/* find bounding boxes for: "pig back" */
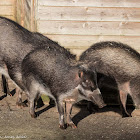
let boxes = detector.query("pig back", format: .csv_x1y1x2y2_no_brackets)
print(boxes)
22,47,78,95
80,41,140,80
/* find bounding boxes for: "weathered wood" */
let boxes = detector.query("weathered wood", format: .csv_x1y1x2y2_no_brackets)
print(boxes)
16,0,22,24
16,0,36,31
31,0,35,31
24,0,31,30
21,0,25,27
46,35,140,51
15,0,140,55
0,6,14,16
24,15,31,30
0,0,15,6
25,0,31,8
38,0,140,8
24,0,31,14
38,6,140,22
37,21,140,36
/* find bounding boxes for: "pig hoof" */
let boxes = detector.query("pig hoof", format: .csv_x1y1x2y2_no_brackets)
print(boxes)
67,123,77,129
59,124,67,129
30,113,37,118
16,102,28,108
131,109,140,117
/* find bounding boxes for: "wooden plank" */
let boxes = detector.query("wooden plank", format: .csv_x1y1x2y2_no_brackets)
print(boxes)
38,6,140,22
0,0,15,6
24,13,31,25
24,0,31,31
13,0,16,20
24,0,31,13
24,14,31,30
16,11,21,24
16,0,22,24
38,0,140,8
24,0,31,22
46,35,140,51
0,6,14,16
30,0,37,31
37,21,140,36
16,0,36,31
25,0,31,8
20,0,25,27
24,18,31,30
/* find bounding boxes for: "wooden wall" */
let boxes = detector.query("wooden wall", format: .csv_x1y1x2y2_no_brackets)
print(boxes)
0,0,16,21
36,0,140,56
16,0,36,31
1,0,140,57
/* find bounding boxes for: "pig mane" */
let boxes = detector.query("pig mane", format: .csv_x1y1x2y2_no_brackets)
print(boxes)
0,16,32,35
0,16,76,60
33,32,76,60
80,41,140,60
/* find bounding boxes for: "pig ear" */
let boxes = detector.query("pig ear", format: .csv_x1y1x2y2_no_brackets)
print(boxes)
80,64,89,71
78,70,84,78
78,64,89,78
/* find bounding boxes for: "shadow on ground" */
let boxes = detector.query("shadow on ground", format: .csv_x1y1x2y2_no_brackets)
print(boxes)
72,104,135,126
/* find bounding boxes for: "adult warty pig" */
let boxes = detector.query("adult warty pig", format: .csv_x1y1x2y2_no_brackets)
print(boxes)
80,41,140,117
21,46,106,129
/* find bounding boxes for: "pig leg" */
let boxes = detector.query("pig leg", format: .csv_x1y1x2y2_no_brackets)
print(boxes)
29,98,36,118
7,69,28,107
129,79,140,116
0,63,11,96
65,101,77,128
28,92,39,118
1,75,11,96
119,90,130,117
118,82,131,117
129,79,140,108
16,88,28,107
16,88,23,106
56,100,66,129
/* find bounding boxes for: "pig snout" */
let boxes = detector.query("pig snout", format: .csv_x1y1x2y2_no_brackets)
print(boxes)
89,88,106,108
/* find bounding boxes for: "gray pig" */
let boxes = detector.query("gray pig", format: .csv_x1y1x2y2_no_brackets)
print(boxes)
21,46,106,129
80,41,140,117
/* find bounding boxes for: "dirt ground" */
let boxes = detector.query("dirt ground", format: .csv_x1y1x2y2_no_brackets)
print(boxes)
0,80,140,140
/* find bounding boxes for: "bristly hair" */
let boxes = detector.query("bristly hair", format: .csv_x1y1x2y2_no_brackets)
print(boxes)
80,41,140,60
0,16,76,60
